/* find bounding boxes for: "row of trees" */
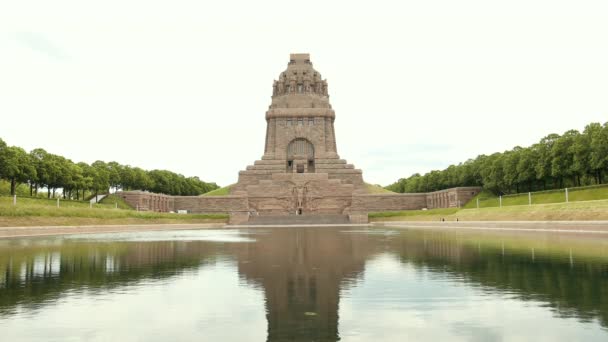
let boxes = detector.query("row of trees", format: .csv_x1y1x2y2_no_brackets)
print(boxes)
0,138,219,198
386,122,608,195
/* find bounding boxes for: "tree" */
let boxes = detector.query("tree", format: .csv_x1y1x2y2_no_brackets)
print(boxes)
78,162,95,200
503,148,522,193
516,147,537,192
107,161,124,192
551,130,578,188
535,134,560,190
119,165,135,191
131,167,153,191
91,161,110,201
571,128,591,186
61,161,83,200
588,122,608,184
0,146,37,196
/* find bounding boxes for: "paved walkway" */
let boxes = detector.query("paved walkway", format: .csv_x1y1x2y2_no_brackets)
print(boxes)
0,223,226,239
4,220,608,239
373,220,608,234
225,223,369,228
90,194,108,203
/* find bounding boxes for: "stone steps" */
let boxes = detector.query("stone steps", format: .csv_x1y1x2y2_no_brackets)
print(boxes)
246,214,350,225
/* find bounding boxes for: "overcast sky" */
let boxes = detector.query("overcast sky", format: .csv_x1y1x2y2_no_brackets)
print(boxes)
1,0,607,187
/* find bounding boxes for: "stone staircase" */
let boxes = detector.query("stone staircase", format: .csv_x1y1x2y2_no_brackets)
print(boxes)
246,214,350,226
90,194,108,203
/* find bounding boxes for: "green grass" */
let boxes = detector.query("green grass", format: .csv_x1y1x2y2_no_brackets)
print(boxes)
371,199,608,221
0,195,228,227
0,195,116,209
463,184,608,209
365,183,396,194
202,185,233,196
99,194,134,210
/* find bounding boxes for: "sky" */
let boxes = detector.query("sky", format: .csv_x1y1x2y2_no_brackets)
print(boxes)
1,0,607,187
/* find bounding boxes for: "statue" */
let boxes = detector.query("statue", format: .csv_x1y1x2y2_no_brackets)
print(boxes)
315,82,322,94
293,185,306,209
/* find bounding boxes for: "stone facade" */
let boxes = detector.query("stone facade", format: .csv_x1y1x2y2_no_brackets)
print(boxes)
426,187,481,209
117,54,481,224
117,191,174,212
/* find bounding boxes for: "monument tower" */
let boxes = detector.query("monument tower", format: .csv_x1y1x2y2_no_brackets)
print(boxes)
231,53,365,221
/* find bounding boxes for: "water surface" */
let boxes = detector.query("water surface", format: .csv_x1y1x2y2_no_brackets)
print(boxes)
1,227,607,341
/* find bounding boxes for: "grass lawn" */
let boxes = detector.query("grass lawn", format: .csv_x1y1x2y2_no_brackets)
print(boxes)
464,185,608,209
371,199,608,221
0,195,228,227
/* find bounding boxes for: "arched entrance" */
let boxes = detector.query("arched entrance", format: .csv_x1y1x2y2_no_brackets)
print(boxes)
287,138,315,173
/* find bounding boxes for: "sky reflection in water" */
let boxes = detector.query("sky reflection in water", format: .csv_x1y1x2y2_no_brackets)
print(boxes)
1,227,607,341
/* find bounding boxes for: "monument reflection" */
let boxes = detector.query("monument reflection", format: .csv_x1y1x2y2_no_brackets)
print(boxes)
232,228,380,341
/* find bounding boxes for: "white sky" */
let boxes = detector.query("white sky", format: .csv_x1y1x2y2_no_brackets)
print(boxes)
1,0,607,187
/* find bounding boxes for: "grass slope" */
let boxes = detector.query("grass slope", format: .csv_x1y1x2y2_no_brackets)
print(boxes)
365,183,396,194
99,194,134,210
202,185,233,196
464,185,608,209
371,199,608,221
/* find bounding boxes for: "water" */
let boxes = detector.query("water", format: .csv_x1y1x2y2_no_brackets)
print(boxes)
1,226,608,341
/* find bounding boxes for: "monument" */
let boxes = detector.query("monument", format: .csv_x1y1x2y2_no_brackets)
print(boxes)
117,54,481,224
230,53,366,223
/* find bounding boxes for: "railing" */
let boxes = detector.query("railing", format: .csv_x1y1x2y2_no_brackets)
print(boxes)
470,184,608,209
0,194,117,209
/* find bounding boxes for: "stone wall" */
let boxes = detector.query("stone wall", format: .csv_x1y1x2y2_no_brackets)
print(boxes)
116,191,175,212
117,186,481,223
350,187,482,213
351,193,428,212
426,187,482,209
173,196,248,214
116,191,248,215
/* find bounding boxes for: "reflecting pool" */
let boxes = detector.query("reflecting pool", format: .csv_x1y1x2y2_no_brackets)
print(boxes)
1,227,608,341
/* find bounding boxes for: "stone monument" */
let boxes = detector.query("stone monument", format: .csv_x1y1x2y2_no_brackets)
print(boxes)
230,54,366,222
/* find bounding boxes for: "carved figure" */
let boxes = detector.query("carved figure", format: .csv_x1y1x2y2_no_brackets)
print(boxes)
293,185,306,209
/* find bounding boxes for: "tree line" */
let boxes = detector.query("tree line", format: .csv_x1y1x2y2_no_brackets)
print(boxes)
386,122,608,195
0,138,219,198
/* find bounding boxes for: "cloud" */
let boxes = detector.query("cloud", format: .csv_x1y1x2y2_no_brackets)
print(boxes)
13,31,69,61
